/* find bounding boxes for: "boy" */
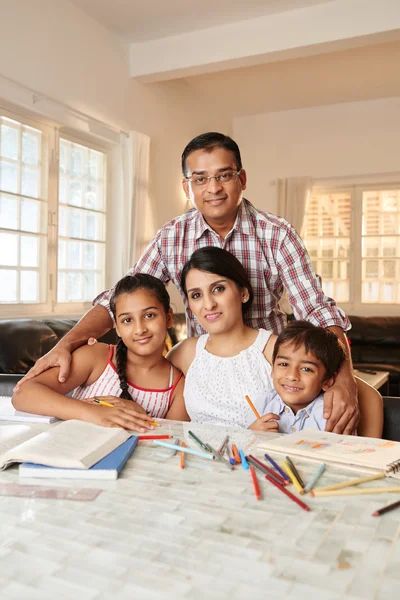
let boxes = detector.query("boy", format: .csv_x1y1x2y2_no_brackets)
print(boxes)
252,321,346,433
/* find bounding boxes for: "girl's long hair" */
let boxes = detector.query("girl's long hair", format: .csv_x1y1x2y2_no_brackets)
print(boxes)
109,274,170,400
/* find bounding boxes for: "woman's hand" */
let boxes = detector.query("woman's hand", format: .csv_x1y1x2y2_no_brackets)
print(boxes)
249,413,280,432
81,402,155,431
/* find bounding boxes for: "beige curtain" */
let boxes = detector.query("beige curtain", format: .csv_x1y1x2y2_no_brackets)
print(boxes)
276,176,312,237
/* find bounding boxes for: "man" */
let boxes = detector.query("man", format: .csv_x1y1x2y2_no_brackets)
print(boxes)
18,132,358,433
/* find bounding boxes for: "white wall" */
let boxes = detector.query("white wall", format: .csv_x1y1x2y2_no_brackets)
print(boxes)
234,96,400,214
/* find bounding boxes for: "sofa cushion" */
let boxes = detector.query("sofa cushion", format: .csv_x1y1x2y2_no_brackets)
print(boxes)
0,319,58,374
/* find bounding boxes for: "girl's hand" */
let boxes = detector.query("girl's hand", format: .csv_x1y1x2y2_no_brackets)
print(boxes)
81,396,148,416
249,413,280,432
81,403,155,432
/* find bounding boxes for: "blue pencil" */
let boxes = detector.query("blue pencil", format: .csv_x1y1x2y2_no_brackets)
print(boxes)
304,463,326,493
153,440,215,460
239,449,249,469
264,453,290,482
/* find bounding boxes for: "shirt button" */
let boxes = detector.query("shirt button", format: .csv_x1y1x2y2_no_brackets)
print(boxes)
304,414,309,419
291,426,296,432
285,407,290,414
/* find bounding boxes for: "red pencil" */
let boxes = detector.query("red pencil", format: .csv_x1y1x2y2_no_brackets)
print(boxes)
250,465,261,500
248,454,288,486
265,475,311,511
138,435,173,440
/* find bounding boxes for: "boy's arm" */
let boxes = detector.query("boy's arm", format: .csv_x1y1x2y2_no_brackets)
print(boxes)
356,377,383,438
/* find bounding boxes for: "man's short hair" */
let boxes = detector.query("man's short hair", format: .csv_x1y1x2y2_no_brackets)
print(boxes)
272,320,346,380
181,132,243,177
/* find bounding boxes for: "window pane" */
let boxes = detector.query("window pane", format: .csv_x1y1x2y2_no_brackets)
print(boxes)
20,270,38,302
69,180,82,206
0,269,17,301
0,232,18,266
0,194,18,229
83,271,95,300
21,199,40,233
20,235,39,267
21,166,39,198
0,160,18,193
83,243,95,269
69,208,83,237
66,241,81,268
66,271,81,301
22,131,40,166
1,124,18,160
58,271,66,302
58,239,66,269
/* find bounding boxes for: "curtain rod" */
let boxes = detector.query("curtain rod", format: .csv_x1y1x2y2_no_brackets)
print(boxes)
0,73,129,137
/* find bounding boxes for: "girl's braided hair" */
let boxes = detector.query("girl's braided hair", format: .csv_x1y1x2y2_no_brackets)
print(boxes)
109,274,170,400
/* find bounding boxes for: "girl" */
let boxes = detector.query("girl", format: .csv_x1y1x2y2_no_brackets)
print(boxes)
13,274,189,430
167,247,383,437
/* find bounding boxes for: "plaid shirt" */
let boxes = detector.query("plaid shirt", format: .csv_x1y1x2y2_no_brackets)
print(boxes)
94,199,350,337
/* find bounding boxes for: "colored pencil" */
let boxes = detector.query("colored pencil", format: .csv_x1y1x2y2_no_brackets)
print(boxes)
239,450,249,469
247,455,288,486
312,472,385,493
282,461,304,494
207,443,234,470
264,453,290,482
94,398,114,408
226,445,236,466
180,442,185,469
149,421,160,427
153,440,215,460
188,430,212,453
372,498,400,517
265,474,311,511
232,444,241,464
170,437,180,456
217,435,230,455
245,394,261,419
250,465,261,500
285,456,305,489
138,435,173,441
312,487,400,497
303,463,326,493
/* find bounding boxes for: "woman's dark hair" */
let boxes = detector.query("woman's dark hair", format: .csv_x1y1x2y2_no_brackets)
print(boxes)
181,132,242,177
109,274,170,400
272,320,346,380
181,247,254,314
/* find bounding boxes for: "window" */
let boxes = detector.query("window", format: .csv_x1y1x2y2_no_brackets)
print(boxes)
303,185,400,314
0,107,107,317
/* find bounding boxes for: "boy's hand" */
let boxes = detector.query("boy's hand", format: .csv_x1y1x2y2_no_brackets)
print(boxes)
81,403,154,432
249,413,280,432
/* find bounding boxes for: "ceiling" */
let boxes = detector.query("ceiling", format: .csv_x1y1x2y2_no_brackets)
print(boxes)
69,0,334,42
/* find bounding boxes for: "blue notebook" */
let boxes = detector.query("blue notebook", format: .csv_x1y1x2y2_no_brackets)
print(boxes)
19,435,138,480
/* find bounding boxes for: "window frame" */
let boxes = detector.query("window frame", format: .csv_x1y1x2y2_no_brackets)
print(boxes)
0,103,111,319
308,182,400,317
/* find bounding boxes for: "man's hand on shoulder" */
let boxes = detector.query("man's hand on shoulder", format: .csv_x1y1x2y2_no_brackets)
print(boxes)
323,376,359,434
14,342,73,391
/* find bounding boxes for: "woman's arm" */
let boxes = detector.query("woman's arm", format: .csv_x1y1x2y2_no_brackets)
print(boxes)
356,376,383,438
165,376,190,421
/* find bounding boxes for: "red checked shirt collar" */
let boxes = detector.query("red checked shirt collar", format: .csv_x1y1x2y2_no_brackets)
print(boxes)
193,199,256,241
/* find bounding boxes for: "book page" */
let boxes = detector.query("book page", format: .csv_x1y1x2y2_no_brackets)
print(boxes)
3,420,130,470
0,425,37,460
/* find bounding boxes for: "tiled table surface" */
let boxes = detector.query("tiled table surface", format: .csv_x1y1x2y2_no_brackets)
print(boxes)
0,420,399,600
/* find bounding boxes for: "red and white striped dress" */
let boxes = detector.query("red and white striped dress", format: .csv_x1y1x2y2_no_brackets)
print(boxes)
72,345,183,419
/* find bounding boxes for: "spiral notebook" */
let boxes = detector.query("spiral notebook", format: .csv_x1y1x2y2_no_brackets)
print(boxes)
257,430,400,479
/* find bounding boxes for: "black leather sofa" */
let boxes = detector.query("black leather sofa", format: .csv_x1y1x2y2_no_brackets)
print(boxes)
1,314,400,440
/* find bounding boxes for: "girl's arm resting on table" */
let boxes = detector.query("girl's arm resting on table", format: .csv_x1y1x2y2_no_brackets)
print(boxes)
166,338,197,376
12,344,154,431
356,376,383,438
165,376,190,421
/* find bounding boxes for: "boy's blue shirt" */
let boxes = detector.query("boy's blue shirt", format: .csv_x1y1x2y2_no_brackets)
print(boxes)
263,391,327,433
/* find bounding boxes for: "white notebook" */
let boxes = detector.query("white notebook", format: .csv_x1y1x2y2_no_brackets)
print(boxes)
0,396,58,424
0,420,132,470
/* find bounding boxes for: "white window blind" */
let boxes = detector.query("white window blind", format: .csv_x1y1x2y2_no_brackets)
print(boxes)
303,185,400,314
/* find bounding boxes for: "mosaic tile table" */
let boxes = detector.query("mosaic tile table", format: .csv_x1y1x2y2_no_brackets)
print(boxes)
0,419,399,600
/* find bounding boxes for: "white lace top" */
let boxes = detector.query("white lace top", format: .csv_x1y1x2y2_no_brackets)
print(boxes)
184,329,274,428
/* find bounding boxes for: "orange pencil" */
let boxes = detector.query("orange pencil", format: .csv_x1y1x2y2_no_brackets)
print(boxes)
180,441,185,469
231,443,241,463
245,394,261,419
250,465,261,500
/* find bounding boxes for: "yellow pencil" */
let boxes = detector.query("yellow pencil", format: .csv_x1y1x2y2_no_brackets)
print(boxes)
245,394,261,419
94,398,114,408
150,421,160,427
282,461,304,494
312,472,385,493
312,487,400,497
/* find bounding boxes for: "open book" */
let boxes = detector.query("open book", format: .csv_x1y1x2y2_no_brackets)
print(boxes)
257,430,400,480
0,420,132,470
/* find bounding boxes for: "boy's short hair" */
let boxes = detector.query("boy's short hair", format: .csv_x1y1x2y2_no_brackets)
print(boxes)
272,320,346,380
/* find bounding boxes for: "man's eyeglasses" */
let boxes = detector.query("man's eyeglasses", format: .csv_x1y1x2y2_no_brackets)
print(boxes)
185,169,242,187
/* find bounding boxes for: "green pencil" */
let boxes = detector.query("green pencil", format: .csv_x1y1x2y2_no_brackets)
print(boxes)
188,430,211,453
